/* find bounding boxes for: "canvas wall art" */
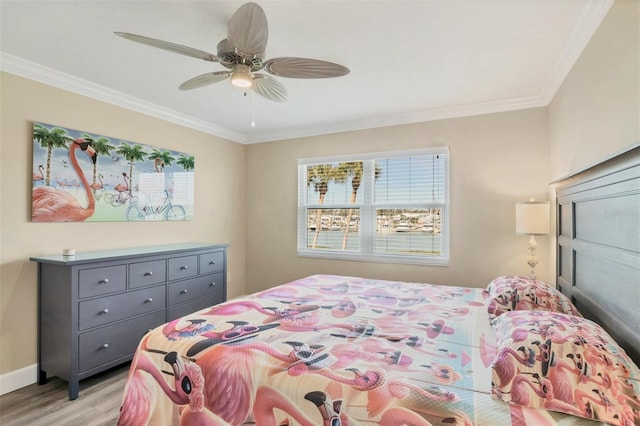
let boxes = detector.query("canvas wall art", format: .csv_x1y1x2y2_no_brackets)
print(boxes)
32,122,195,222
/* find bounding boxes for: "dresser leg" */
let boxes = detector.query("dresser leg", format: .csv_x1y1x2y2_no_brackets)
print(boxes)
68,381,79,400
37,368,47,385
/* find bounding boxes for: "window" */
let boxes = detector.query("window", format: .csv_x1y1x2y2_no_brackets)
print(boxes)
297,148,449,265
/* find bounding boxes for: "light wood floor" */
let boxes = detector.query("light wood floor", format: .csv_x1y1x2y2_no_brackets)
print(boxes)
0,363,130,426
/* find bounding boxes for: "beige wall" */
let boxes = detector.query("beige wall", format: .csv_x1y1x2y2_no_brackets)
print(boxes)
547,0,639,281
0,72,247,375
549,0,639,181
245,108,551,294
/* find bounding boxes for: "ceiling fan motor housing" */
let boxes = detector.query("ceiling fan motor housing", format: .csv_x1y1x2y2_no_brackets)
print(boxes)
217,38,264,71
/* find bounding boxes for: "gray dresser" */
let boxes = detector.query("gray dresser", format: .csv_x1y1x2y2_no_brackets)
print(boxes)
30,242,228,400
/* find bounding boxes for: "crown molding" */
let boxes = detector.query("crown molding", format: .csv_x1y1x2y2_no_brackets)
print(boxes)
245,94,548,143
0,53,247,144
1,50,545,144
0,0,613,145
538,0,614,105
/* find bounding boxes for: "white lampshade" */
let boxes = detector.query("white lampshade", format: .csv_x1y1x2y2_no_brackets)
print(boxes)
515,200,550,235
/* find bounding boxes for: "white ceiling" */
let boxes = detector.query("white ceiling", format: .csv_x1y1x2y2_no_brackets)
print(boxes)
0,0,613,144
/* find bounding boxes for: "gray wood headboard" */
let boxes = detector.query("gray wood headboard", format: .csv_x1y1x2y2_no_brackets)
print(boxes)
554,145,640,366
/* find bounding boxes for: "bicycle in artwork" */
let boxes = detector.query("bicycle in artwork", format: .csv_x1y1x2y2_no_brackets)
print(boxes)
125,190,186,221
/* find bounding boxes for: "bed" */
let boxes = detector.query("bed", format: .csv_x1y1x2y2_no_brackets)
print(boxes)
117,146,639,426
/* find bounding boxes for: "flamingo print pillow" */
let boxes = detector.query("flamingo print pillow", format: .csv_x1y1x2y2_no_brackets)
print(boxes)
484,275,581,320
490,310,640,426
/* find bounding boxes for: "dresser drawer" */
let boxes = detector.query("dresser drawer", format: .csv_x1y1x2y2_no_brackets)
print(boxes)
78,310,165,373
199,251,224,275
167,293,226,322
78,265,127,298
129,259,166,288
78,285,165,330
168,256,198,281
168,272,223,306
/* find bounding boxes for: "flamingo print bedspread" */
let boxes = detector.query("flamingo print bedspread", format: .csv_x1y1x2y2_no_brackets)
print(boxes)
117,275,605,426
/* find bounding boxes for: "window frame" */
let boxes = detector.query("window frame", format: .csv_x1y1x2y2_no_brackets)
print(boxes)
297,147,450,265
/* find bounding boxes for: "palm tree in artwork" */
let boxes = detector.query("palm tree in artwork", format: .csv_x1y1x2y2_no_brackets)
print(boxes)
338,162,382,249
307,164,348,248
148,149,176,172
33,123,71,186
116,142,146,195
177,154,195,172
82,134,115,190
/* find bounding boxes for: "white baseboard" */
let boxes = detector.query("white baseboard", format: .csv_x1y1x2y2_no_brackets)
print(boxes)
0,364,37,395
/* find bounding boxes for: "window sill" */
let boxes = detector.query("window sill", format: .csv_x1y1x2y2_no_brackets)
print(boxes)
297,250,449,266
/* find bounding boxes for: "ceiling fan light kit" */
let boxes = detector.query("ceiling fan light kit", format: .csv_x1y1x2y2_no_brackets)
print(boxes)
114,2,349,103
230,64,253,88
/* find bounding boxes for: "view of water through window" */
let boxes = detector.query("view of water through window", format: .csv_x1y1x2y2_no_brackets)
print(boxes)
306,208,442,254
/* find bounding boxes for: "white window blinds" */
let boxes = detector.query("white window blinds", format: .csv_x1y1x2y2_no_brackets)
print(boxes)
298,148,449,265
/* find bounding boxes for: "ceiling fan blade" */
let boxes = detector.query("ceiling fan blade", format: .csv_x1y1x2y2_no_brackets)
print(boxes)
264,57,350,79
179,72,230,90
115,32,219,62
253,74,287,103
227,2,268,59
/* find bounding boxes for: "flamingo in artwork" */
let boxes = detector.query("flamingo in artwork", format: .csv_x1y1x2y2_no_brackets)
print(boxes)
114,172,129,193
90,174,104,191
32,164,44,184
154,158,164,173
32,139,97,222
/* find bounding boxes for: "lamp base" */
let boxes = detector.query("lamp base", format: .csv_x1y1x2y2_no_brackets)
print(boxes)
527,235,538,280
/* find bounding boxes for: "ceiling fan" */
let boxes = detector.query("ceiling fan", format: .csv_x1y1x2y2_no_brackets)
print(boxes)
115,2,349,103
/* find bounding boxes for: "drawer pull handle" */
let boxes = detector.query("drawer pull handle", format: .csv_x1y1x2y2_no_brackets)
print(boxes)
181,289,188,294
145,298,153,303
180,266,188,270
101,343,109,349
100,278,110,284
100,308,109,315
209,261,216,265
144,271,153,276
210,282,216,287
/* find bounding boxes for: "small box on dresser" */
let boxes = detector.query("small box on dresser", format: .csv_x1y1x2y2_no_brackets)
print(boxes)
30,243,228,400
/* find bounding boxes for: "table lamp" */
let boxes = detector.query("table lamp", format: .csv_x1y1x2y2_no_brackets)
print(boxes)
515,198,550,279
